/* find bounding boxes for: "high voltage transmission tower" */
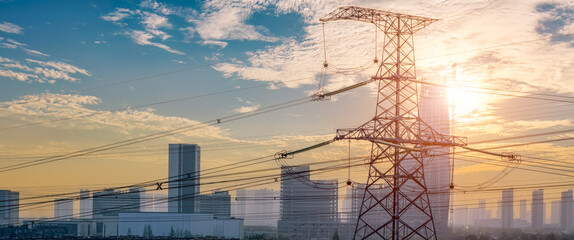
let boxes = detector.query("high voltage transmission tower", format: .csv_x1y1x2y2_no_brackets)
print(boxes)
319,6,467,240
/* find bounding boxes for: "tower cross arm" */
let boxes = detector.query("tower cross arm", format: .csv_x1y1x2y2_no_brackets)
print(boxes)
319,6,438,33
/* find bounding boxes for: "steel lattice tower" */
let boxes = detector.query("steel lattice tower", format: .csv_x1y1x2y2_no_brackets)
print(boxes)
320,6,467,239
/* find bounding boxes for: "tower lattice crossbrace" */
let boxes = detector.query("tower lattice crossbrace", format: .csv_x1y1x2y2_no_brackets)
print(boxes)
320,6,467,240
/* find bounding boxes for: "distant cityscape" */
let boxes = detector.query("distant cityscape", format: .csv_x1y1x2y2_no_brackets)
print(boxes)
1,84,573,240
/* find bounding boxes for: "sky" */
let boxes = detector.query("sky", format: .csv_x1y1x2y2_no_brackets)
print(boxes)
1,0,574,220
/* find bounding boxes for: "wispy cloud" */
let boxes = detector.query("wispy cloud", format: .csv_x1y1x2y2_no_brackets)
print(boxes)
190,1,280,46
102,5,183,55
0,38,50,57
0,21,23,34
125,30,183,55
0,57,90,83
101,8,133,22
102,0,286,52
233,98,260,113
0,92,230,143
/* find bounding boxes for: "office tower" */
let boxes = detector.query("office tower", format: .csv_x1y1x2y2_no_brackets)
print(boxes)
0,190,19,226
235,188,279,227
532,189,544,229
419,84,451,235
519,199,527,221
502,189,514,229
198,191,231,218
561,190,573,230
468,199,488,225
453,207,469,226
79,189,92,219
551,200,561,225
278,165,338,240
168,144,200,213
497,200,502,219
349,183,390,227
54,198,73,219
92,188,141,218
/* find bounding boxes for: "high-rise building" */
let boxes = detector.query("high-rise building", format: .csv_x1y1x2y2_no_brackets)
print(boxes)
348,183,390,228
561,189,573,230
501,189,514,229
168,144,200,213
79,189,92,219
453,207,469,226
54,198,73,219
532,189,544,229
497,200,502,219
235,188,279,227
551,200,561,225
519,199,527,222
92,188,141,218
419,84,451,235
278,165,338,240
198,190,231,219
0,190,19,226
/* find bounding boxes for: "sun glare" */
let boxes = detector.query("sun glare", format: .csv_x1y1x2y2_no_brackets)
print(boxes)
446,71,485,124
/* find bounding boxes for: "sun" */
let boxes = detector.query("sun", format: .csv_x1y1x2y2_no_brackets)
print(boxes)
446,71,485,124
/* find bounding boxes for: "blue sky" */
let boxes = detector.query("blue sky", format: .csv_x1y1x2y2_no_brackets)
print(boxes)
2,0,574,218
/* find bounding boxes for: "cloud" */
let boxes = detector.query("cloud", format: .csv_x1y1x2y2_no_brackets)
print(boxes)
26,59,91,76
191,2,280,45
102,0,285,52
0,38,50,56
201,40,227,48
24,49,49,57
142,12,172,29
233,98,260,113
0,21,23,34
180,26,195,43
101,8,133,22
125,30,184,55
102,6,185,54
0,57,90,83
0,92,230,141
0,69,36,82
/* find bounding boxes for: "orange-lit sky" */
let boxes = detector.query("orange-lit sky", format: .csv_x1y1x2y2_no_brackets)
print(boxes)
1,0,574,221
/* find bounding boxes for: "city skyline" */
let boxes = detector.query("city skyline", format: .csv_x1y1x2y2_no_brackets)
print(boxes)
1,0,574,235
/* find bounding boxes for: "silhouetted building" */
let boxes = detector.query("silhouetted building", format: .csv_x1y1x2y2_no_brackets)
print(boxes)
502,189,514,229
532,189,544,229
54,198,73,219
168,144,200,213
198,190,231,218
561,189,573,230
278,165,338,240
0,190,19,226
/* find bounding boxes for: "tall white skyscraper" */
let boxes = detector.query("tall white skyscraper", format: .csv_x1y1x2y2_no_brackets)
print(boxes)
54,198,73,219
168,144,200,213
419,84,451,235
